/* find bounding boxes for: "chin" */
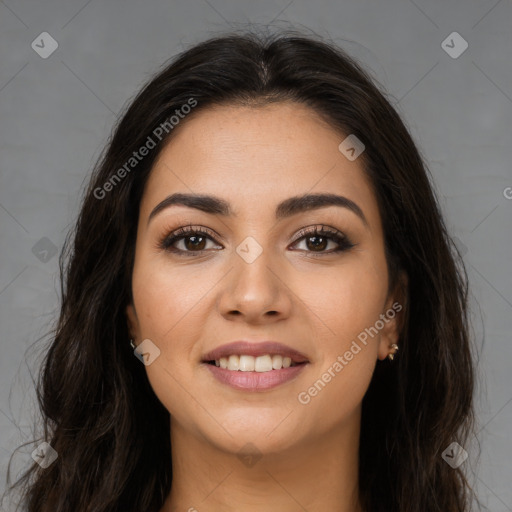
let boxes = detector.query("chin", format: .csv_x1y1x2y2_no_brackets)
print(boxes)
202,409,304,455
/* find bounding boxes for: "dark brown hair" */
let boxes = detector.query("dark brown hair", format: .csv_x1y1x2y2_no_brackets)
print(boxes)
3,28,481,512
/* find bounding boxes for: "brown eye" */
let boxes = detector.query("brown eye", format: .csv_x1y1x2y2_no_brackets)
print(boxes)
304,235,328,251
182,234,207,251
159,226,221,255
291,226,355,254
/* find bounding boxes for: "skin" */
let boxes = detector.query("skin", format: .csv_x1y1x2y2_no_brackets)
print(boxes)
126,101,406,512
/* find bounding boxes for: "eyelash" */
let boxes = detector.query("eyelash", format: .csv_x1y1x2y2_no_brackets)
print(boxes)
157,224,355,257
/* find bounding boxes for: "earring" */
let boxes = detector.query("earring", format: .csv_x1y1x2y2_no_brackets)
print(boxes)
130,338,136,349
388,343,399,361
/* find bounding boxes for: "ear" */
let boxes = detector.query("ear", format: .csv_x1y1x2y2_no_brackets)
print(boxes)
126,302,141,344
377,271,408,361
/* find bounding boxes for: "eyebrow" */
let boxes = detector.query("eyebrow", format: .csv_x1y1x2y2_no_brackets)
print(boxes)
147,192,369,227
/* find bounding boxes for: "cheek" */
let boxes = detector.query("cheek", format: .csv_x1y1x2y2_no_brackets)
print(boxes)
297,350,376,434
130,262,212,420
294,257,387,350
291,258,385,416
131,260,205,424
131,258,211,344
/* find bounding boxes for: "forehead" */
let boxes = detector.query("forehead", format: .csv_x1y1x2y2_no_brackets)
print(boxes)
140,102,380,228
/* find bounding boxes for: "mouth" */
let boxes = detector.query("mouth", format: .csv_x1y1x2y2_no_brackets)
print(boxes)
201,340,309,391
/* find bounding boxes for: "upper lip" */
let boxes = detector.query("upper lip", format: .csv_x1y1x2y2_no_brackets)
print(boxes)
202,341,309,364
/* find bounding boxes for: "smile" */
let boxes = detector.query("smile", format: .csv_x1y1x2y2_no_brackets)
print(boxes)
208,354,299,372
201,340,309,391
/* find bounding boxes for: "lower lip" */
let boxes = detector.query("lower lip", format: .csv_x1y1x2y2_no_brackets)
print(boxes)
203,363,308,391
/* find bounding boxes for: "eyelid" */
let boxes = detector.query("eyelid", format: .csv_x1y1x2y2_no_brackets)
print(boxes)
290,224,343,243
288,225,355,255
156,224,220,251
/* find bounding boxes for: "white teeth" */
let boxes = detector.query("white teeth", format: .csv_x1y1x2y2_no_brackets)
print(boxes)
255,355,273,372
228,354,240,371
239,355,255,371
213,354,299,372
272,355,283,369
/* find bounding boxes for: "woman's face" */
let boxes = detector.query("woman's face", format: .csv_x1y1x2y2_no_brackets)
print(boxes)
126,101,403,455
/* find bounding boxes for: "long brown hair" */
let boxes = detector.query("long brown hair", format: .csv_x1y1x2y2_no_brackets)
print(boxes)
3,28,481,511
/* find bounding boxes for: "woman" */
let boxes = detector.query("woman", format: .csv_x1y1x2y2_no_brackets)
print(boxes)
4,29,480,511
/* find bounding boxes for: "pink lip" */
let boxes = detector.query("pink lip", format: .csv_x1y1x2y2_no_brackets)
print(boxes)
204,363,308,391
201,340,309,364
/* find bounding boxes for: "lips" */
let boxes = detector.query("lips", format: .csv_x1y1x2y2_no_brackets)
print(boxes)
201,340,310,364
201,341,310,391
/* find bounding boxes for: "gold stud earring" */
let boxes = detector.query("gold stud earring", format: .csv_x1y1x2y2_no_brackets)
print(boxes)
388,343,399,361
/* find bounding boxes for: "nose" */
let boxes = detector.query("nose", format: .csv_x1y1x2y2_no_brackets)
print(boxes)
217,246,293,324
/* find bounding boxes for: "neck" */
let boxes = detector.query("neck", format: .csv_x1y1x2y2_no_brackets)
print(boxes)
161,408,364,512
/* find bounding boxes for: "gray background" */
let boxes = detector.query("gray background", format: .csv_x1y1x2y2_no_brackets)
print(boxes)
0,0,511,510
